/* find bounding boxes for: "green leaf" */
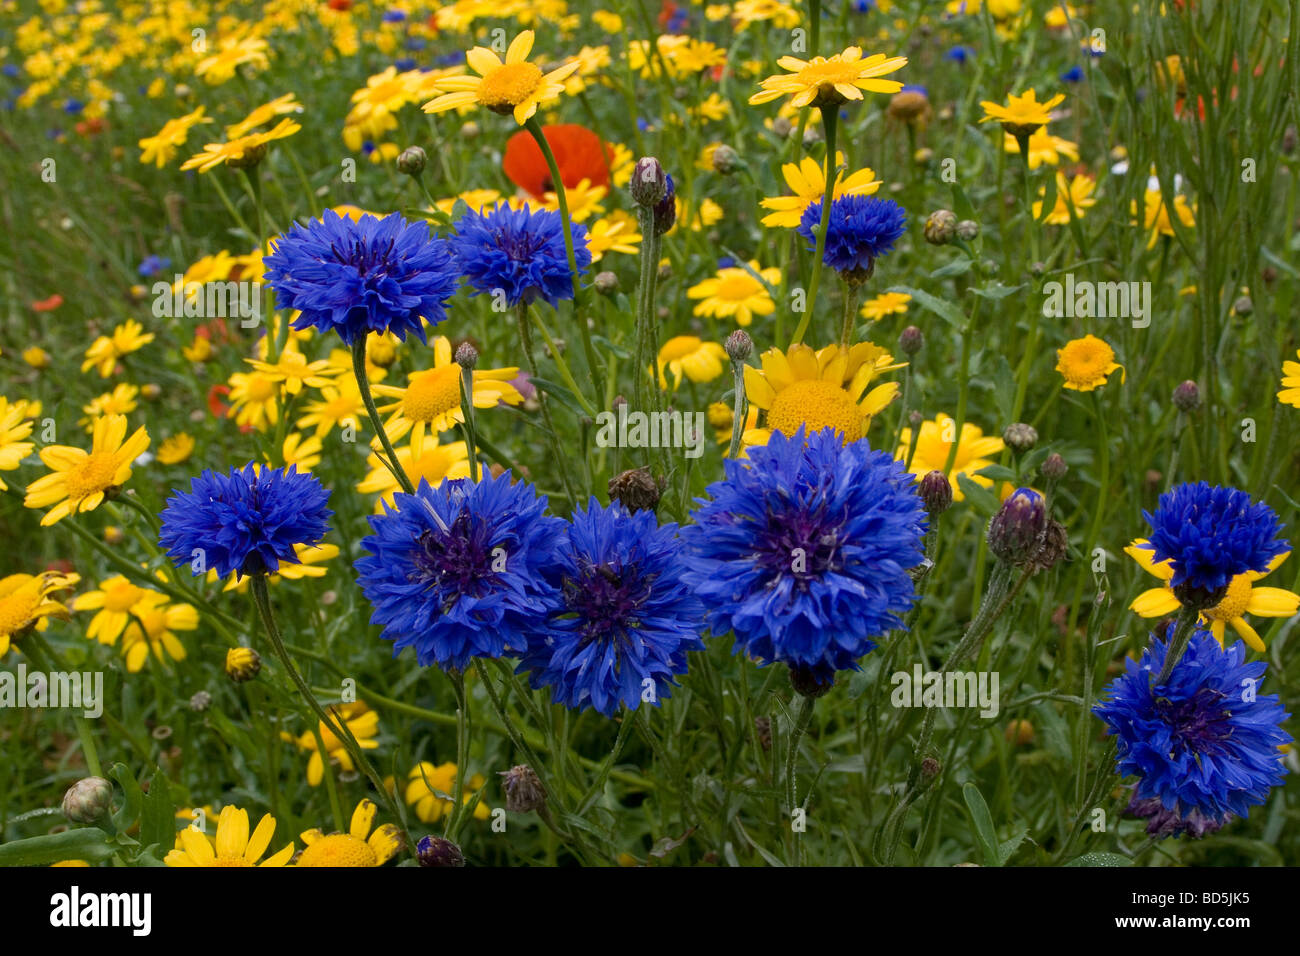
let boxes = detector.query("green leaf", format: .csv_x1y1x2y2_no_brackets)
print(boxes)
527,376,589,419
969,281,1026,301
140,767,175,853
108,763,141,833
929,257,974,279
962,783,1001,867
997,823,1029,865
956,473,1001,516
0,828,116,867
886,285,965,328
974,464,1017,483
1064,852,1133,867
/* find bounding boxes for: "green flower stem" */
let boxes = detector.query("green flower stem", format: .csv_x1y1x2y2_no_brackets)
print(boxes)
578,710,639,814
791,103,838,347
529,310,598,418
248,573,409,850
310,722,347,834
838,279,862,351
26,636,102,778
443,670,471,843
351,338,413,496
942,299,978,477
516,303,577,505
1156,605,1203,684
784,694,816,816
458,364,480,482
728,358,748,460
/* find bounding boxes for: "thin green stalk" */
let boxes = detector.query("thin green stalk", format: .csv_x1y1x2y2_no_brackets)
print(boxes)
791,104,838,346
351,338,413,495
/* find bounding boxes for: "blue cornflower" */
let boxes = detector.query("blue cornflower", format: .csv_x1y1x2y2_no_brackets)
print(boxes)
263,209,459,345
137,255,170,278
1140,482,1287,600
449,203,589,309
63,98,84,114
946,46,973,64
355,472,564,671
682,427,926,688
159,463,332,579
517,500,704,717
1061,65,1085,83
798,194,907,280
1094,631,1290,838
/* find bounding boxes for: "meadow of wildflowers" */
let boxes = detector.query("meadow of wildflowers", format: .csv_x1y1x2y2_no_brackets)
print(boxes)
1,0,1299,876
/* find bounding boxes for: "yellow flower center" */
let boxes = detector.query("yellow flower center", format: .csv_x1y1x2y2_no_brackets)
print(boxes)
210,855,254,867
103,580,144,612
715,275,759,300
403,367,461,423
766,379,863,442
297,834,378,867
0,589,41,636
1059,342,1111,386
1203,575,1252,622
64,452,119,500
477,62,544,112
246,375,276,402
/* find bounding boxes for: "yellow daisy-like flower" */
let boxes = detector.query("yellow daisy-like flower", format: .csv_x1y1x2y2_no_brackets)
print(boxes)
860,291,912,321
164,806,294,867
298,799,403,867
585,212,642,261
214,542,341,593
760,153,882,228
371,337,523,458
743,342,904,447
1032,173,1097,225
541,178,604,221
0,397,36,492
0,571,78,657
22,347,50,369
405,762,491,824
80,383,139,431
284,702,381,788
687,260,780,327
357,439,471,513
81,319,155,378
1278,350,1300,409
138,106,212,168
1002,128,1079,169
734,0,802,29
280,432,323,471
246,349,342,396
195,37,270,85
156,433,195,465
655,337,728,389
75,575,160,645
979,88,1065,136
1131,187,1196,250
432,188,503,219
749,46,907,109
226,93,303,139
896,413,1005,500
117,592,198,672
296,381,364,437
1055,334,1123,391
1125,540,1299,652
423,31,581,126
24,415,150,526
708,402,761,454
226,370,282,432
179,118,301,173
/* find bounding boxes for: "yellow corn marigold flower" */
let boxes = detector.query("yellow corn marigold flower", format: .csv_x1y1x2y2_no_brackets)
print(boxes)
138,106,212,168
979,88,1064,136
371,336,523,458
278,431,322,471
0,397,36,492
284,702,381,788
81,319,155,377
22,346,50,368
1055,334,1123,391
749,46,907,109
164,806,294,867
585,212,642,261
423,31,581,126
357,439,471,513
0,571,78,657
195,37,270,85
744,342,904,447
760,153,882,228
246,349,342,396
225,646,262,682
118,592,197,672
1003,128,1078,169
1132,186,1196,249
80,384,139,431
540,177,605,221
226,370,282,432
180,118,301,173
226,93,303,139
298,799,403,867
1126,540,1299,652
1033,173,1097,225
296,381,364,437
655,337,729,389
215,542,340,593
708,402,761,453
687,260,780,327
405,762,491,824
76,575,162,645
733,0,802,29
860,291,912,321
24,415,150,526
1278,350,1300,408
896,413,1005,500
156,433,195,465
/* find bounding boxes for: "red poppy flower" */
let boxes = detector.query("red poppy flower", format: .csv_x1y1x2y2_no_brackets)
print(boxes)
327,0,351,10
207,384,231,418
31,294,63,311
75,118,105,137
502,124,615,199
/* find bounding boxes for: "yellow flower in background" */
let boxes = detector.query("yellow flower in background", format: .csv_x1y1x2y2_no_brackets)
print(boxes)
760,153,882,228
164,806,294,867
357,439,471,513
585,213,642,261
371,337,522,458
156,433,195,465
733,0,802,29
0,398,36,492
24,415,150,526
860,291,912,321
75,575,160,644
80,383,139,431
432,188,503,219
896,414,1005,500
226,370,282,432
1033,173,1097,224
195,36,270,85
138,106,212,168
297,381,364,437
655,337,729,389
423,31,581,125
180,118,301,173
980,89,1064,135
670,196,724,233
1278,350,1300,408
118,592,198,672
284,702,380,787
22,347,50,369
0,571,78,657
214,542,341,593
280,432,323,471
541,177,605,221
246,349,342,396
687,261,780,327
1132,186,1196,249
744,342,903,447
708,402,761,452
1056,335,1123,391
298,799,403,867
405,762,491,824
750,46,907,109
1125,540,1299,652
81,319,154,377
226,93,303,139
1003,128,1078,169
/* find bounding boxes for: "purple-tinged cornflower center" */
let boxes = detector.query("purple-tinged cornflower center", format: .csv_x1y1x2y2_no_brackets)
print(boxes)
331,236,398,277
492,225,551,261
754,505,841,589
1156,688,1232,757
563,559,653,646
411,510,496,602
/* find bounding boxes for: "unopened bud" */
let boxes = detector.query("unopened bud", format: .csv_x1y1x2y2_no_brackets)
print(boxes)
608,467,661,514
498,765,547,813
652,174,677,235
725,329,753,363
898,325,924,356
416,835,465,867
918,470,953,517
923,209,957,245
594,271,619,294
1232,295,1252,316
1041,453,1068,480
190,690,212,712
397,146,427,176
62,776,113,824
1172,380,1201,413
987,488,1047,567
789,664,834,699
454,341,478,370
1002,422,1038,452
225,646,261,683
711,144,740,174
630,157,667,207
955,219,979,241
